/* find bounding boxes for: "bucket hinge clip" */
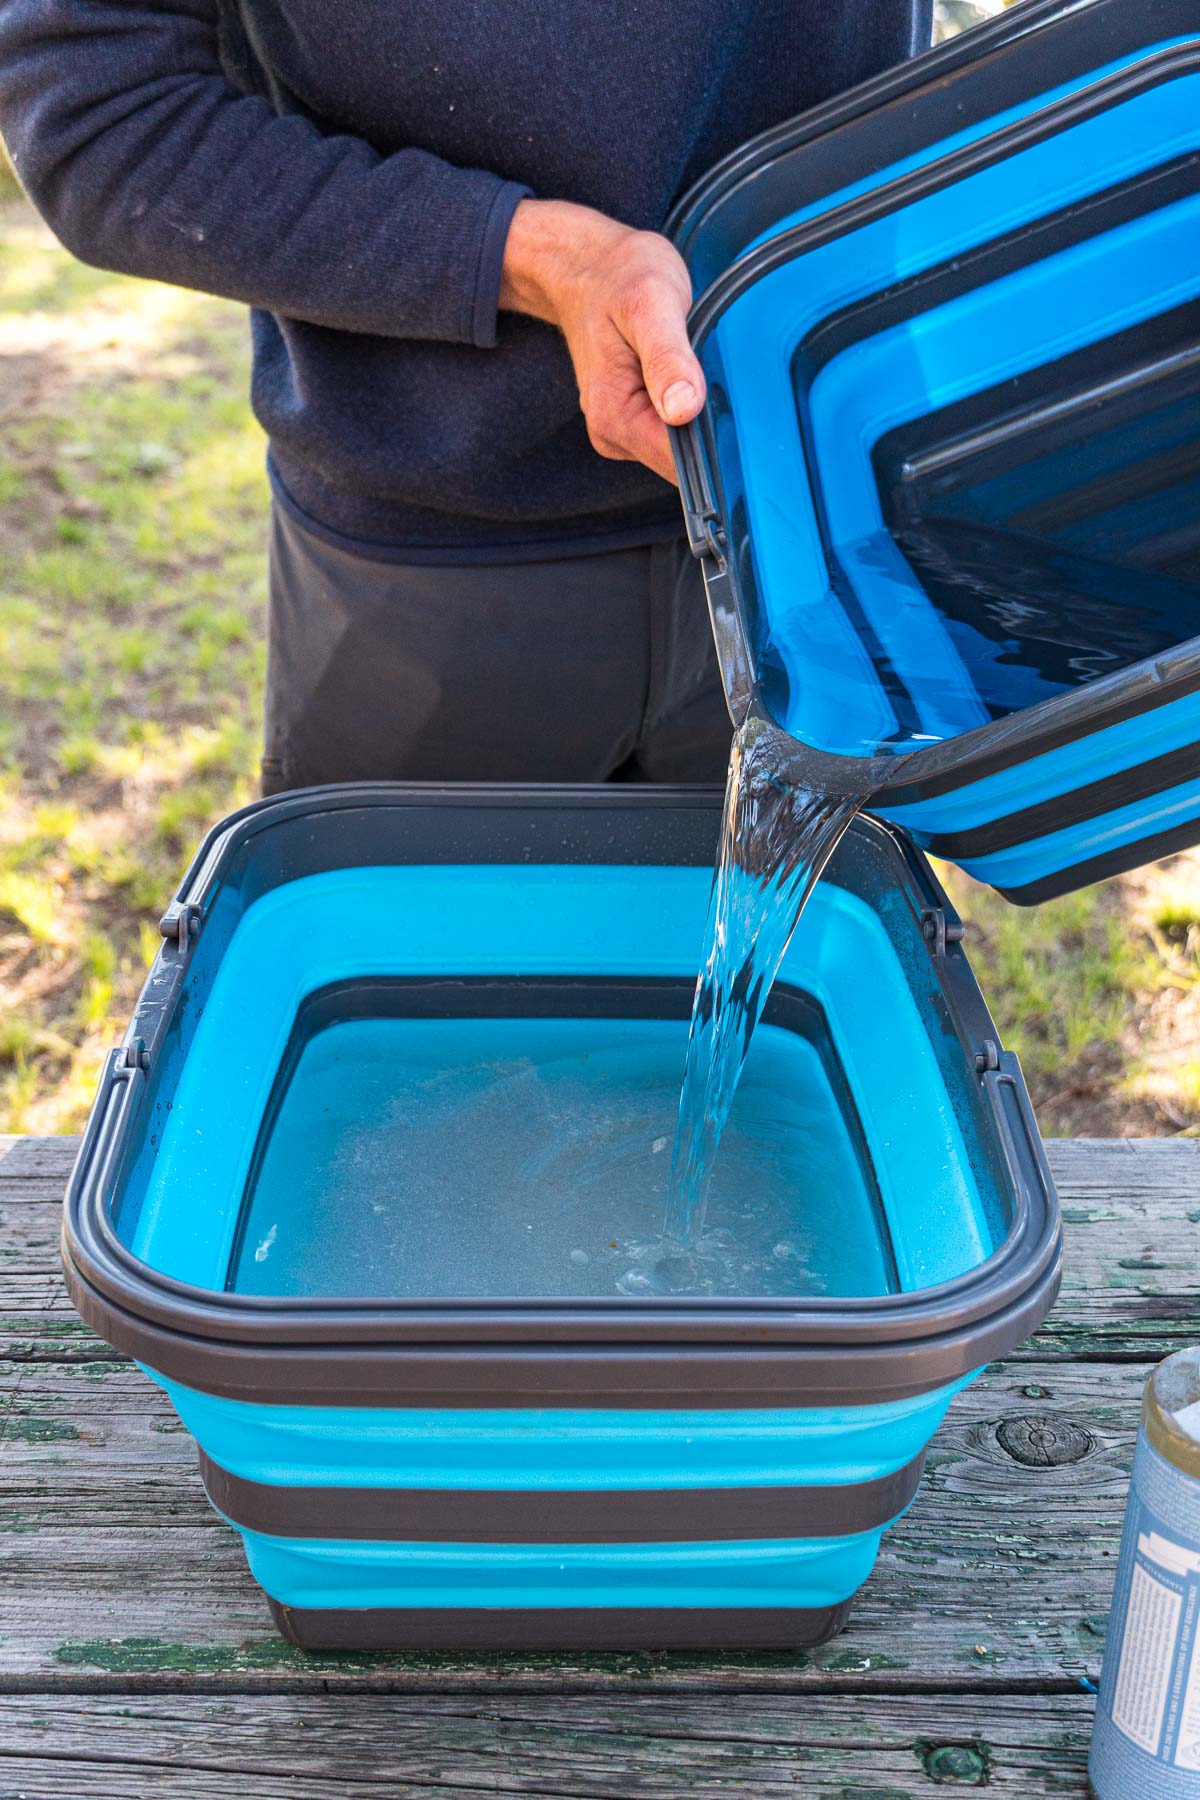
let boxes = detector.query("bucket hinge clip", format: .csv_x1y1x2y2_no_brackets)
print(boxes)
159,900,202,947
690,513,727,568
921,906,965,960
120,1037,151,1074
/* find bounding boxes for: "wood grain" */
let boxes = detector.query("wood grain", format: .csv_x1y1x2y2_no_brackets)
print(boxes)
0,1692,1094,1795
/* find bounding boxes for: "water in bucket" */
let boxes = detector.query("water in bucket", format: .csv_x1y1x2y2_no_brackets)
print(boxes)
231,1002,896,1301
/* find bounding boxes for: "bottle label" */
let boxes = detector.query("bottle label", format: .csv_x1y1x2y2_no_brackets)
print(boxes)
1091,1432,1200,1796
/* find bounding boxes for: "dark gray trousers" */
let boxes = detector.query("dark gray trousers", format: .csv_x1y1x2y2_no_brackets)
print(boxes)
261,504,732,794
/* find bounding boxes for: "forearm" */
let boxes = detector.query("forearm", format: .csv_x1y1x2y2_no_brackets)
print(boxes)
0,0,528,346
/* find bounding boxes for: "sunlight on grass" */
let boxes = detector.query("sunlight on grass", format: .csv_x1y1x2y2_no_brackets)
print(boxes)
939,875,1138,1081
934,0,1010,41
0,141,21,201
77,930,117,1031
0,199,266,1130
1151,876,1200,953
942,858,1198,1136
0,870,65,946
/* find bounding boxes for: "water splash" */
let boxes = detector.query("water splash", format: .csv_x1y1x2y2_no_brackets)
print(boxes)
664,714,863,1252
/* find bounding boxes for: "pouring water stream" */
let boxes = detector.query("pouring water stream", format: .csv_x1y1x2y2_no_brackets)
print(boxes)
617,714,863,1293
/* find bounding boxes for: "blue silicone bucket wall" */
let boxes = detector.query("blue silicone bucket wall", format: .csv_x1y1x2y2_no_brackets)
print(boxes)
671,0,1200,903
63,789,1061,1651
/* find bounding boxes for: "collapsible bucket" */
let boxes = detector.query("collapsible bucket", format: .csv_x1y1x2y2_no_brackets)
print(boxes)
63,786,1061,1650
670,0,1200,901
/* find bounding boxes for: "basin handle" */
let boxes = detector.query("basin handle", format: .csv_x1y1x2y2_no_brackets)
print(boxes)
984,1055,1058,1242
65,1044,145,1227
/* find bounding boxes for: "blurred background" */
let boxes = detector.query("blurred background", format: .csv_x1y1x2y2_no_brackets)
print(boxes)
0,0,1197,1139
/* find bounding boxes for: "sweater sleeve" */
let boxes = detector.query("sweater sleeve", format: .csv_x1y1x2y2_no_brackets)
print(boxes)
0,0,531,347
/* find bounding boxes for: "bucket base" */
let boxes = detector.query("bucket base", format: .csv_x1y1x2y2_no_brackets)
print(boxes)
267,1596,854,1652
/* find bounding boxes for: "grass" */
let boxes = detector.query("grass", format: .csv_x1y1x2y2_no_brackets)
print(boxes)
0,200,265,1132
0,184,1197,1138
937,837,1200,1135
0,143,20,204
935,870,1180,1136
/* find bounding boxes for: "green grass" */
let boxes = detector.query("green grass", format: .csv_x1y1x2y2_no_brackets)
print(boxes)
0,140,21,203
1154,896,1200,945
0,200,265,1131
939,876,1151,1083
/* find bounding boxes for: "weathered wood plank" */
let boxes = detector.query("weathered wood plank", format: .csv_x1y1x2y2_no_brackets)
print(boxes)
1040,1137,1200,1359
0,1135,79,1179
0,1357,1129,1691
0,1135,67,1178
0,1692,1096,1795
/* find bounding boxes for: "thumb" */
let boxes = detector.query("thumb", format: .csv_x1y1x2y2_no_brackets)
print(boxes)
655,356,706,427
628,287,707,427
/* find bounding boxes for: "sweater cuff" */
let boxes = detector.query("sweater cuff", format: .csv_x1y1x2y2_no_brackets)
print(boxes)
468,177,532,349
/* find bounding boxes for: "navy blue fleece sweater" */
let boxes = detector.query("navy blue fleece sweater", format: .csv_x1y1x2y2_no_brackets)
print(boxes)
0,0,927,559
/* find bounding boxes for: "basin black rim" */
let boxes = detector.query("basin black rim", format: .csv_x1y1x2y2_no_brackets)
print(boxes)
61,784,1062,1408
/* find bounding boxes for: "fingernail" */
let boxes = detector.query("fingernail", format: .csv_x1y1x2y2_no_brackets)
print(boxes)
661,380,697,420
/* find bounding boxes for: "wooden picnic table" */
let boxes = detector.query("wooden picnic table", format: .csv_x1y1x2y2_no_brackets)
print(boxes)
2,1132,1198,1796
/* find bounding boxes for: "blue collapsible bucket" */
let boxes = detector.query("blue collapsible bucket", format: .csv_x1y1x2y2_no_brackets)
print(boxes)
62,787,1060,1650
670,0,1200,902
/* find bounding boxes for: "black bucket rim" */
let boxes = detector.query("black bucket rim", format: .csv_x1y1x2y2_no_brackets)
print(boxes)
62,784,1061,1406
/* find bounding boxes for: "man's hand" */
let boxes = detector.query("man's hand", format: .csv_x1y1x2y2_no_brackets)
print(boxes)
499,197,705,485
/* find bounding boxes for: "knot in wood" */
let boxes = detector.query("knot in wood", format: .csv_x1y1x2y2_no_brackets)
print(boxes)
996,1413,1092,1468
920,1742,989,1783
